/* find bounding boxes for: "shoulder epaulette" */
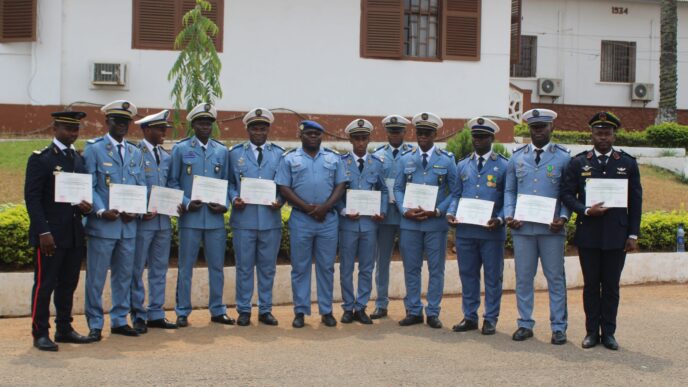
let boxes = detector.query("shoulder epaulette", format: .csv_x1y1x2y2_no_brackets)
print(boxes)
370,154,383,163
126,140,137,147
374,144,387,152
229,142,245,151
33,146,49,155
269,142,285,152
440,149,453,157
323,147,340,155
497,153,509,160
401,146,415,156
177,136,191,144
574,150,589,158
340,152,351,159
210,138,225,146
87,137,103,144
617,149,635,159
159,147,170,154
282,148,296,156
554,144,570,153
513,144,528,153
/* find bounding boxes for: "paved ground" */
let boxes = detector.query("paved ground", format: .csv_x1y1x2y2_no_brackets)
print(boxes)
1,284,687,386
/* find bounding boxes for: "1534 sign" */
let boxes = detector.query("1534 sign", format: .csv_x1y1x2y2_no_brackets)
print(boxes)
612,7,629,15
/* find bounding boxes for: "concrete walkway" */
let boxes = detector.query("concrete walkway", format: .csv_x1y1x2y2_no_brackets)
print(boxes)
1,284,687,386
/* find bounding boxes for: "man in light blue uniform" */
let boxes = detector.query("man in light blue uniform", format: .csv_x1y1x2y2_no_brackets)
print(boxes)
275,120,347,328
336,119,388,325
168,103,234,327
447,117,508,335
505,108,571,345
394,112,456,329
83,100,146,340
371,114,412,319
229,108,284,327
130,110,179,333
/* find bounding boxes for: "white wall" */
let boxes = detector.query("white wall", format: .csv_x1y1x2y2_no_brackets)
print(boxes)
510,0,688,109
0,0,512,119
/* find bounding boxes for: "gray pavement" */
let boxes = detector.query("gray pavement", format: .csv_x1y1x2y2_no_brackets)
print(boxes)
1,284,687,386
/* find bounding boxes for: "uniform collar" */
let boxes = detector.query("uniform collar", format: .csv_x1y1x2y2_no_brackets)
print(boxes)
106,133,125,148
530,143,550,153
52,138,75,151
419,145,435,157
593,148,613,158
474,150,492,161
142,138,157,153
351,152,367,162
250,141,263,151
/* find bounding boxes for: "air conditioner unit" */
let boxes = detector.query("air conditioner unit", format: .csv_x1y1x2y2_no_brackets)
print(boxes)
538,78,562,97
91,62,127,86
631,82,653,101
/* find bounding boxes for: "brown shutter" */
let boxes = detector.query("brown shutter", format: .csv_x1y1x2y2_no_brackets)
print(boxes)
182,0,224,52
441,0,481,61
132,0,177,49
0,0,36,42
360,0,403,59
510,0,522,64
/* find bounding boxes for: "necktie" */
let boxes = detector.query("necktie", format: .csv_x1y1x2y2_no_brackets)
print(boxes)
392,149,399,159
358,158,364,173
153,147,160,166
534,149,543,165
63,149,74,160
598,154,608,166
422,153,428,169
117,144,124,164
257,146,263,166
477,156,484,172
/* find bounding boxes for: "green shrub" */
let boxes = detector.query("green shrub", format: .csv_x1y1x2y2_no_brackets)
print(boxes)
519,129,652,147
615,130,650,147
445,127,511,161
645,123,688,149
0,205,32,268
514,123,529,137
492,142,511,158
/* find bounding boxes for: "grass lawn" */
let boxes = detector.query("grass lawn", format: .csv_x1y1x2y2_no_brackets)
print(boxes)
1,140,686,211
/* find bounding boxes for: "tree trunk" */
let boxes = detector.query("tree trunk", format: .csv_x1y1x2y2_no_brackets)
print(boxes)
656,0,677,124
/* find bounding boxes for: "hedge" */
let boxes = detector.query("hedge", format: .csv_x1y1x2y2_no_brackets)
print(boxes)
515,122,688,149
2,204,686,269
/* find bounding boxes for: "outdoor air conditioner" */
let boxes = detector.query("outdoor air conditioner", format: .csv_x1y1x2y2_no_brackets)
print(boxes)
538,78,562,97
91,62,127,86
631,82,654,101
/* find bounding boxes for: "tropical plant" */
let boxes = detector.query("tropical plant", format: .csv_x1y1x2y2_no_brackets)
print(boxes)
656,0,677,124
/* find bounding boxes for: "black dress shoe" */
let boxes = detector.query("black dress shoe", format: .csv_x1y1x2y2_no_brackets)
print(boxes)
340,311,354,324
321,313,337,327
582,333,600,348
87,328,102,342
211,314,236,325
399,314,424,326
147,318,178,329
512,327,534,341
55,330,93,344
602,335,619,350
481,320,497,335
237,313,251,326
551,331,567,345
34,336,58,352
426,316,443,329
176,316,189,328
292,313,305,328
258,312,279,326
111,324,140,337
353,310,373,325
452,319,478,332
370,308,388,320
133,318,148,334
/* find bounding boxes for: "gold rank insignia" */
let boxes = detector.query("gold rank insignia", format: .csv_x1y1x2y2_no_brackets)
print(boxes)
581,171,592,176
486,175,497,187
105,175,111,186
186,165,192,175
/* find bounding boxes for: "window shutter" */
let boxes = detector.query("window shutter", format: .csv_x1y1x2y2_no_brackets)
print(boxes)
182,0,224,52
441,0,481,61
0,0,36,42
132,0,177,49
510,0,522,65
360,0,403,59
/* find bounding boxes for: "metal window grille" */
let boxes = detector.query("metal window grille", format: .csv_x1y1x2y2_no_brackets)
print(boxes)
403,0,439,58
600,40,636,83
510,35,537,77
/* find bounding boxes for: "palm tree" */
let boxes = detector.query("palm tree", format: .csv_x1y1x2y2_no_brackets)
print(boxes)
656,0,677,124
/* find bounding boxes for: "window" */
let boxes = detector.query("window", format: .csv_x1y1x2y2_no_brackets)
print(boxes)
510,35,536,78
509,0,521,64
132,0,224,51
600,40,636,83
0,0,36,43
361,0,481,61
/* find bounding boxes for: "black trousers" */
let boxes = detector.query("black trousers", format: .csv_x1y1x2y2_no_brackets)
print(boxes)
578,247,626,336
30,246,85,338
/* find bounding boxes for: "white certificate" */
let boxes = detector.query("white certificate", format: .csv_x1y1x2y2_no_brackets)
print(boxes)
148,186,184,217
347,189,381,216
240,178,276,206
456,198,495,226
54,172,92,204
585,178,628,208
109,184,147,214
402,183,438,211
514,194,557,225
385,178,396,203
191,175,228,204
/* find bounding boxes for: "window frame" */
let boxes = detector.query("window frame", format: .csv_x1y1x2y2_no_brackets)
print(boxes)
510,35,537,78
600,40,636,84
0,0,37,43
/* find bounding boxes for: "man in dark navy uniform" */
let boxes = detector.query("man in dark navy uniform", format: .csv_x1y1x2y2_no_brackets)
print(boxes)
561,111,642,350
25,111,94,351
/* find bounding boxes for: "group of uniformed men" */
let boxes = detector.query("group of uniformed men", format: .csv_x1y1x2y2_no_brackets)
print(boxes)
26,101,641,353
